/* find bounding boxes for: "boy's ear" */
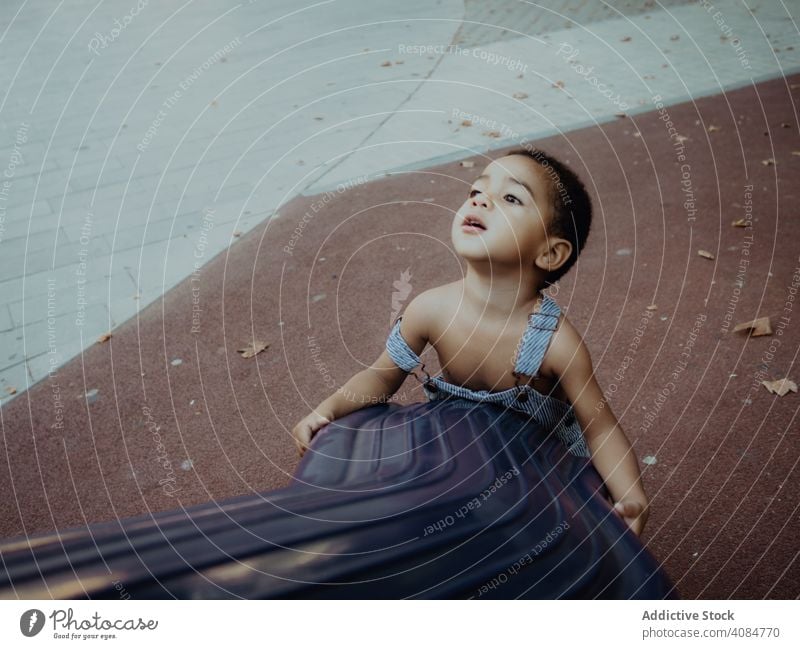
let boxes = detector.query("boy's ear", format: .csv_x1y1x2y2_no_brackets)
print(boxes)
534,238,573,274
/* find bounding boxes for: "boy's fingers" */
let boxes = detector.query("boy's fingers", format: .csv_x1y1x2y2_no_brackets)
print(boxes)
614,502,642,517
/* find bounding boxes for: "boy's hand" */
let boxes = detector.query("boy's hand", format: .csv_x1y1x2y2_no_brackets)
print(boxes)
292,411,332,457
612,500,650,537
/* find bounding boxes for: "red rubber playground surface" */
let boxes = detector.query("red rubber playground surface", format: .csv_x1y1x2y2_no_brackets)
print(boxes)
1,73,798,599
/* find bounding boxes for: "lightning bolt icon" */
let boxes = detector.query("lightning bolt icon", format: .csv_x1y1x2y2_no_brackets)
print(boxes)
28,612,37,632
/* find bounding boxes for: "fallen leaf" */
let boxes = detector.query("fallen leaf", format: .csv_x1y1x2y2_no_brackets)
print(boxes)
670,35,680,41
761,378,797,397
708,124,720,132
394,60,404,64
552,80,564,88
483,130,501,138
461,119,472,127
731,219,748,227
646,304,658,311
210,100,218,107
512,92,528,99
733,316,772,336
697,249,715,260
761,158,775,166
4,386,17,395
780,122,790,128
97,332,112,343
614,112,627,118
460,161,475,168
380,61,392,67
621,36,632,42
237,340,269,359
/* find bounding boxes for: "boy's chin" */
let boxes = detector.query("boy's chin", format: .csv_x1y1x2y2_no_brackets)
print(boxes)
451,239,491,261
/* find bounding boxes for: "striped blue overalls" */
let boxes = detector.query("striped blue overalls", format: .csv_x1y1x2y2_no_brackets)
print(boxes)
386,293,591,457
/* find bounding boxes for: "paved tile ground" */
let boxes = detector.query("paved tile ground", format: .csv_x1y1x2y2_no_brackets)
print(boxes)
1,0,798,403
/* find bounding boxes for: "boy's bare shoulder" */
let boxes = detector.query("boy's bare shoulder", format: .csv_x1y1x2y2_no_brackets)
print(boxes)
401,283,458,339
542,311,593,378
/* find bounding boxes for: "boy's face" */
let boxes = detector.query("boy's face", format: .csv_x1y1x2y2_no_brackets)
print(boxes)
451,154,561,270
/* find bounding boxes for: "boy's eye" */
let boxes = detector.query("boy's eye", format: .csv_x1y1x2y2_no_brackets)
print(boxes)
505,194,522,205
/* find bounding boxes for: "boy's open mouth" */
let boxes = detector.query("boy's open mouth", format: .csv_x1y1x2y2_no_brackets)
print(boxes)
461,215,487,233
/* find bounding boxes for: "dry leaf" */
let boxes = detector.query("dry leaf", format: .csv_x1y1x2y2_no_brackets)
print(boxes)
621,36,632,42
237,340,269,359
761,378,797,397
461,119,472,127
552,80,564,88
210,100,218,107
708,125,720,132
733,316,772,336
697,250,715,260
380,61,392,67
4,386,17,395
512,92,528,99
731,219,748,227
761,158,775,166
483,130,501,138
460,161,475,168
614,112,627,118
97,332,112,343
646,304,658,311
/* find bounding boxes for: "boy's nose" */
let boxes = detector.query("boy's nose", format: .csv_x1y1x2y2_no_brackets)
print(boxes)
472,194,490,208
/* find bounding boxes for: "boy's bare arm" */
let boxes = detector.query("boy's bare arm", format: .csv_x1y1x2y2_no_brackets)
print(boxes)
547,316,650,535
293,292,432,456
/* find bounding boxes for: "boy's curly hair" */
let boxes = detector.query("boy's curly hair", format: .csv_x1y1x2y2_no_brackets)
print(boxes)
506,148,593,287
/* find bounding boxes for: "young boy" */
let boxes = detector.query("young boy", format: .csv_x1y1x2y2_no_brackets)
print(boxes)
292,149,650,536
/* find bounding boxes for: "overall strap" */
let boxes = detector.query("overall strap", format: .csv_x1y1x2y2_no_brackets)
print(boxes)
386,317,422,373
513,294,561,379
386,316,440,391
